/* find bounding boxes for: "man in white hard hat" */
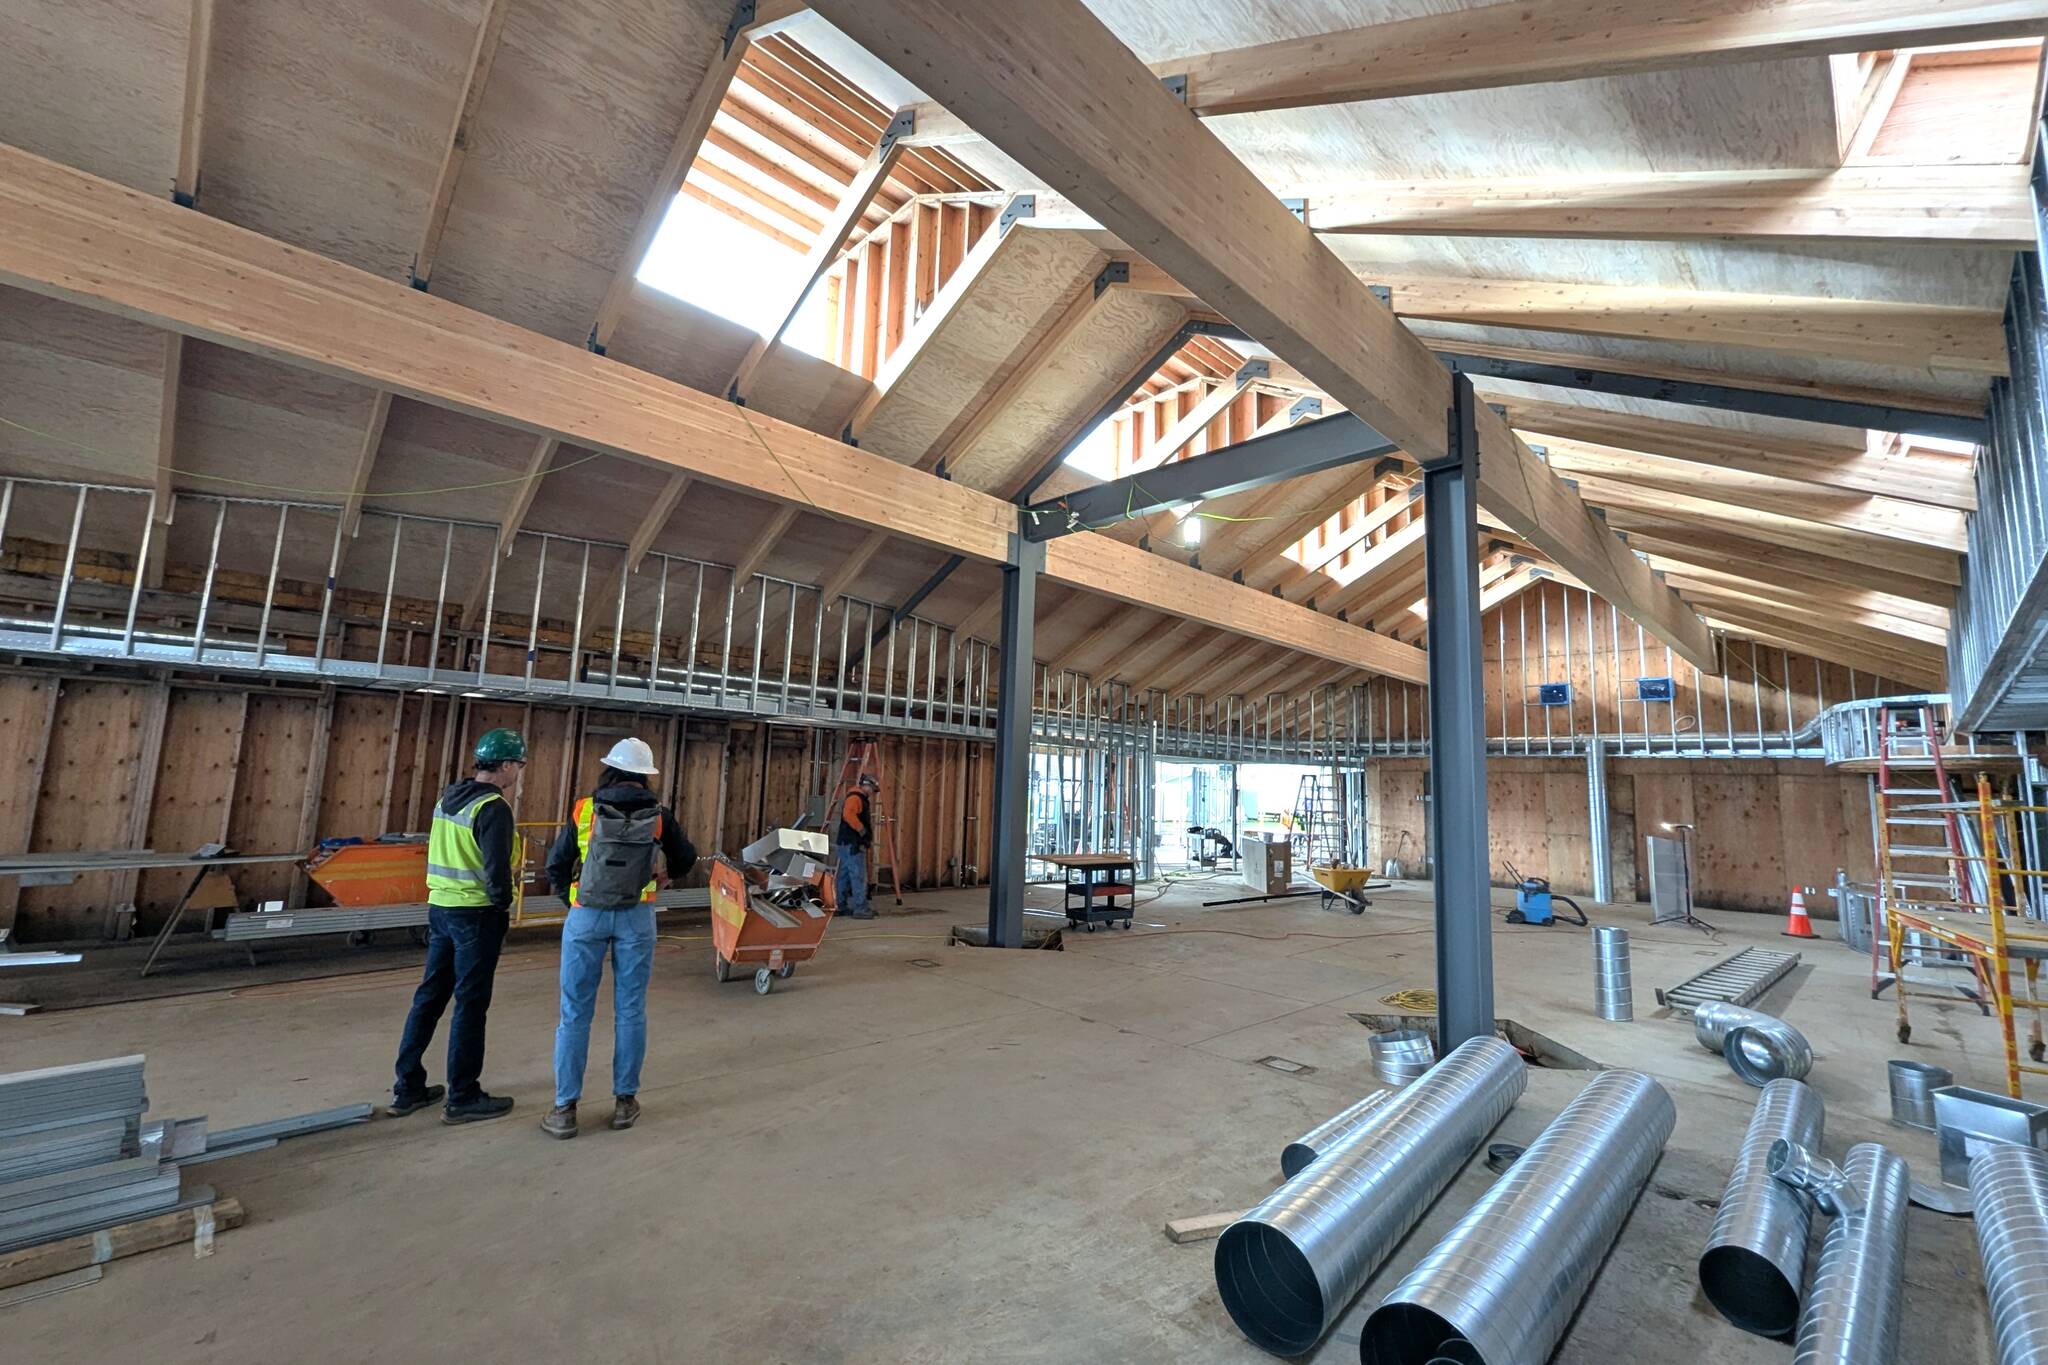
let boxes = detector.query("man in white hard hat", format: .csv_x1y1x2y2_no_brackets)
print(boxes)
540,737,696,1140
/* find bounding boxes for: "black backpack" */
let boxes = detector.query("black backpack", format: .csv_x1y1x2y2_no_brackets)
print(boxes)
578,799,659,908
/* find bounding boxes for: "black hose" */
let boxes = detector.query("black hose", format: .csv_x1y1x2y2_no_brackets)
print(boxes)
1553,894,1589,927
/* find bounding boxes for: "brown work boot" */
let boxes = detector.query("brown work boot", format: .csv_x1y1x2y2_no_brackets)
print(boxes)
609,1095,641,1131
541,1103,577,1140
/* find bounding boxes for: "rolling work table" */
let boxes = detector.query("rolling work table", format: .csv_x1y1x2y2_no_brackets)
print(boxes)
1038,852,1136,932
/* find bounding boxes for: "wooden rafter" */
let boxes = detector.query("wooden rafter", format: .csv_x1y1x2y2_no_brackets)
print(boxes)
1535,436,1968,549
819,530,890,605
1638,552,1948,635
153,0,215,556
1302,166,2032,246
0,143,1432,683
1567,473,1960,584
1499,397,1976,510
1601,514,1954,608
729,116,911,403
171,0,212,205
410,0,511,291
897,0,2048,129
340,391,393,541
1438,334,1986,422
823,0,1717,669
1662,571,1946,648
1122,266,2006,375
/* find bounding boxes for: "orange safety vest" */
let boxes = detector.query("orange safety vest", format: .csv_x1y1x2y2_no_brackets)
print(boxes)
569,796,664,908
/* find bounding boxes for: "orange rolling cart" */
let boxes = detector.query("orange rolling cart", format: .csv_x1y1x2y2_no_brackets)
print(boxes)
707,850,834,996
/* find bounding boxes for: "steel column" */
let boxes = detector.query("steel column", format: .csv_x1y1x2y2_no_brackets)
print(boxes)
988,528,1044,948
1425,376,1493,1051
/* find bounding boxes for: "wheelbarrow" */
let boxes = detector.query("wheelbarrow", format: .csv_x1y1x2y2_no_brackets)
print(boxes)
1310,862,1376,914
707,853,833,995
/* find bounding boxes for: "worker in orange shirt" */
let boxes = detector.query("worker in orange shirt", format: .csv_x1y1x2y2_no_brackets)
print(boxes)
834,773,878,919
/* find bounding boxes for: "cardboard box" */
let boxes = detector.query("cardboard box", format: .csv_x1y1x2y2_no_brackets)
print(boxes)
1241,834,1293,896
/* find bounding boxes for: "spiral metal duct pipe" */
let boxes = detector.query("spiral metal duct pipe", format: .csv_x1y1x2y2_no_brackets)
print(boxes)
1371,1029,1438,1087
1282,1089,1395,1179
1215,1037,1526,1357
1969,1143,2048,1365
1591,926,1633,1022
1359,1069,1676,1365
1694,1000,1772,1052
1699,1079,1825,1337
1789,1143,1909,1365
1725,1018,1815,1086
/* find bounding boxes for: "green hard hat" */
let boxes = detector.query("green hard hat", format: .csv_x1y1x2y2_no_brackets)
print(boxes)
474,727,528,763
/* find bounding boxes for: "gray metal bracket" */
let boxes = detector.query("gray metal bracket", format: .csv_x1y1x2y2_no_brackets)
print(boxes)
1094,260,1130,297
721,0,757,55
878,107,916,155
999,194,1036,234
1159,73,1188,103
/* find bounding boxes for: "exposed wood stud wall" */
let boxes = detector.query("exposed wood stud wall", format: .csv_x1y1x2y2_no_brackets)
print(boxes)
0,669,998,944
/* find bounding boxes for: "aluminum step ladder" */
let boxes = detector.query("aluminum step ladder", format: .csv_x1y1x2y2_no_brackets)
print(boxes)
1872,702,1971,998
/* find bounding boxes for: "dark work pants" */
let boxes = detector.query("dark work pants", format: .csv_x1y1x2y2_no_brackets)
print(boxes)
393,906,509,1105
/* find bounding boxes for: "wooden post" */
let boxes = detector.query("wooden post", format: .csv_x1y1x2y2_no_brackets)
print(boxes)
290,687,336,908
106,681,171,938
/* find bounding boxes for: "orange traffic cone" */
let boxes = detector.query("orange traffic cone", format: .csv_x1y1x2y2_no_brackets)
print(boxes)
1782,886,1818,939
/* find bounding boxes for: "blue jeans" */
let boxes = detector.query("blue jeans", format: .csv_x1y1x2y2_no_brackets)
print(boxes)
394,906,508,1105
553,904,657,1107
835,843,868,916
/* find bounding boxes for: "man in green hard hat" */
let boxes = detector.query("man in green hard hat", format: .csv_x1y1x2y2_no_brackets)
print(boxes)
388,727,527,1124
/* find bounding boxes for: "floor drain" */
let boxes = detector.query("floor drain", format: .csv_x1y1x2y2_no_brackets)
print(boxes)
1256,1056,1315,1076
909,958,940,968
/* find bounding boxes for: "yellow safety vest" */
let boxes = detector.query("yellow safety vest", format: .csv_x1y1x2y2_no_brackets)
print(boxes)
426,790,505,907
570,796,661,908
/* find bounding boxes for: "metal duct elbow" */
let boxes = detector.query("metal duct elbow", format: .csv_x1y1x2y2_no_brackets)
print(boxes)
1694,1000,1772,1053
1969,1143,2048,1365
1282,1089,1395,1180
1725,1017,1814,1086
1790,1142,1910,1365
1216,1036,1527,1358
1370,1029,1437,1087
1360,1069,1676,1365
1766,1139,1862,1218
1699,1079,1826,1337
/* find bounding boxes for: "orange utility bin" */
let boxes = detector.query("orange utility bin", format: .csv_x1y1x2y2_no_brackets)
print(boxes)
304,841,428,907
707,854,834,995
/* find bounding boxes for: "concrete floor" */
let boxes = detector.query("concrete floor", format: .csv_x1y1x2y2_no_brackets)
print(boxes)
4,880,2006,1363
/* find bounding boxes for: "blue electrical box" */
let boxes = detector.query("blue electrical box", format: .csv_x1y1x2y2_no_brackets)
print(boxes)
1635,676,1675,702
1537,682,1572,707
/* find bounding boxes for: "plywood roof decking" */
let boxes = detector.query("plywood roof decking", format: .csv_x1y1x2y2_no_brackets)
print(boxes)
852,226,1108,470
0,0,2033,695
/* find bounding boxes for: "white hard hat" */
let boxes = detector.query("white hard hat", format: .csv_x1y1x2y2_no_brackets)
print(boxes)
601,737,659,775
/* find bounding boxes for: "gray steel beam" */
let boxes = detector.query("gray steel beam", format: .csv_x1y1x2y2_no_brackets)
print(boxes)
1023,412,1400,540
1426,375,1494,1051
988,527,1044,947
1436,352,1985,445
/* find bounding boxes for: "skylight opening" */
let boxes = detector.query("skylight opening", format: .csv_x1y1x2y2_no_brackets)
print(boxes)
639,195,834,359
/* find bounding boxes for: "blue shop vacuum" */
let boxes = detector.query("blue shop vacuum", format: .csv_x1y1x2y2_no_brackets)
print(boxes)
1503,861,1587,927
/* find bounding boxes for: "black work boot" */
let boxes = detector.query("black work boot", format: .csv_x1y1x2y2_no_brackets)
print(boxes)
609,1096,641,1131
541,1103,578,1140
386,1084,445,1118
442,1092,515,1124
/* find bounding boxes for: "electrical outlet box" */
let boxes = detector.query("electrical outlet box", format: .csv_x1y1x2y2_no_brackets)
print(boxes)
1537,683,1572,707
1635,676,1675,702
